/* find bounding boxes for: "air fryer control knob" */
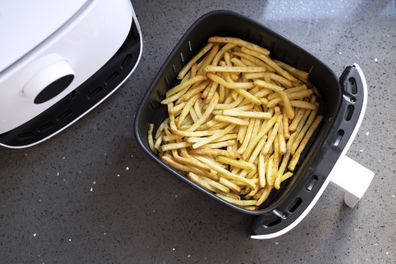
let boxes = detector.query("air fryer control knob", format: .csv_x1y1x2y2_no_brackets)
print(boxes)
23,60,75,104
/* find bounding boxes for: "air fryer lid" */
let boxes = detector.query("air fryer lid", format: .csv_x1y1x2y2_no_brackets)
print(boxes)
0,0,89,73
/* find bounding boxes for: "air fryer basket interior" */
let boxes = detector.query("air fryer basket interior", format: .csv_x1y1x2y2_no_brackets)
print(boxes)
135,11,342,215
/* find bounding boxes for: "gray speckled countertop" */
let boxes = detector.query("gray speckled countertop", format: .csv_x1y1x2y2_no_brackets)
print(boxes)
1,0,395,263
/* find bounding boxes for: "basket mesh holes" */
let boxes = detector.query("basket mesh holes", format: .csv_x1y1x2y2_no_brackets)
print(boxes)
333,129,345,147
345,105,354,121
288,197,302,213
188,40,193,52
180,52,185,63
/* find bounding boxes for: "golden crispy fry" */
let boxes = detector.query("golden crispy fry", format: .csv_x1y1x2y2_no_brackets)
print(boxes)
256,185,273,206
262,115,282,154
209,36,270,55
258,153,266,188
177,44,213,80
207,73,254,89
194,156,256,189
219,177,241,193
190,148,237,159
161,142,190,152
289,109,305,132
278,121,287,154
212,43,236,66
291,110,317,154
222,109,271,119
288,115,323,171
167,75,207,97
155,117,169,139
148,123,156,154
214,115,249,126
187,93,219,131
206,140,236,149
273,59,309,80
281,172,294,182
290,100,317,110
241,47,296,81
216,193,257,206
205,65,267,73
198,45,220,74
192,124,236,149
200,175,230,193
216,156,255,171
188,172,217,192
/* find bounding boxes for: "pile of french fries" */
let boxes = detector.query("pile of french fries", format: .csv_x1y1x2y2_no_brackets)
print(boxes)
148,36,323,210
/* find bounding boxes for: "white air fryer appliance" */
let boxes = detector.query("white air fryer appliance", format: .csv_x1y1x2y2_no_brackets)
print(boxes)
0,0,143,148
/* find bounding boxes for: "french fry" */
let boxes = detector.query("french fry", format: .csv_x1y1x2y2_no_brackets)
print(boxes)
262,115,282,154
289,109,305,132
256,185,273,206
219,177,241,192
273,59,309,80
281,172,294,182
288,115,323,171
209,36,270,56
187,93,219,131
190,148,237,159
278,121,287,154
291,110,317,154
188,172,217,192
205,65,267,73
198,45,220,74
241,47,296,81
200,175,230,193
206,140,236,149
192,124,236,149
216,156,255,171
212,43,236,66
258,153,266,188
214,115,249,126
167,75,207,97
195,156,256,189
161,142,190,152
207,73,253,89
290,100,317,110
222,109,271,119
216,193,257,206
177,44,213,79
148,123,156,154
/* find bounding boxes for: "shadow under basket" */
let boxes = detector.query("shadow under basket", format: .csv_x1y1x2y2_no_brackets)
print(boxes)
134,10,365,236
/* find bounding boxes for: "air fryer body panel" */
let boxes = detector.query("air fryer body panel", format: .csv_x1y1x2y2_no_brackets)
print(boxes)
0,0,143,148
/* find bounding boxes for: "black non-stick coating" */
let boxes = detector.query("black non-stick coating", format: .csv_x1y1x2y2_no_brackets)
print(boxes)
134,10,342,215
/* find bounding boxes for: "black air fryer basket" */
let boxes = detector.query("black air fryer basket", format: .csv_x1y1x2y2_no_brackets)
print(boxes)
134,11,366,237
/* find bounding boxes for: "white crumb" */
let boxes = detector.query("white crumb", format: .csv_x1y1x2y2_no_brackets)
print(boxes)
56,172,60,176
274,241,279,245
117,174,120,177
386,251,389,255
374,58,378,62
126,166,129,171
172,248,176,251
359,149,364,153
392,194,395,198
187,254,191,258
62,156,66,160
338,51,342,55
92,181,96,185
365,131,369,136
68,238,72,242
33,233,37,237
90,188,93,192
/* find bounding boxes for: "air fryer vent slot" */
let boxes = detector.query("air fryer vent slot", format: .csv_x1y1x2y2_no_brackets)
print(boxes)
333,129,344,147
349,77,357,94
288,197,302,213
56,109,73,121
345,105,354,121
87,86,103,99
105,72,120,86
38,121,55,133
305,175,319,191
266,217,282,227
180,52,185,63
